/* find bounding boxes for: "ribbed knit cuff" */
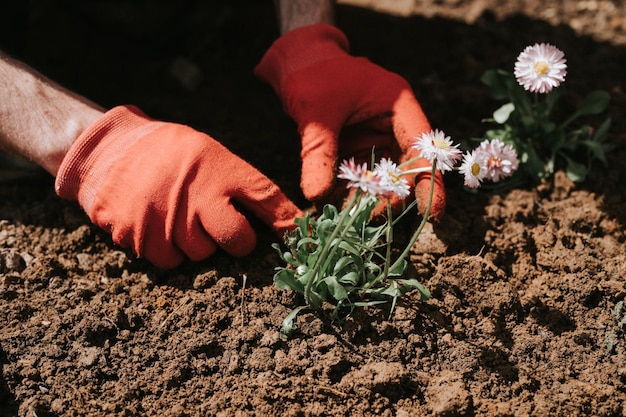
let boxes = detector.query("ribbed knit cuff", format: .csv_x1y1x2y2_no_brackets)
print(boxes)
54,105,163,212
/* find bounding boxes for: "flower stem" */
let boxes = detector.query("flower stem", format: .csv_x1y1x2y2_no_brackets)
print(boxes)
401,167,432,176
362,161,437,291
303,191,360,305
388,161,437,273
381,200,394,282
398,155,427,170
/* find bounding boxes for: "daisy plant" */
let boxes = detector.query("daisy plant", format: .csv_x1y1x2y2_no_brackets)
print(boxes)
273,130,518,339
480,43,611,184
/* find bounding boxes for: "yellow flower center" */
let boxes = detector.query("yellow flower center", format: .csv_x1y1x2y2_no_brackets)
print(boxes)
432,138,449,149
488,156,502,169
388,171,400,183
471,162,481,176
533,60,550,76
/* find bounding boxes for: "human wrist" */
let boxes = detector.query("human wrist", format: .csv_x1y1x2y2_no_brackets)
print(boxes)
0,52,105,176
274,0,335,34
55,105,156,209
36,86,105,177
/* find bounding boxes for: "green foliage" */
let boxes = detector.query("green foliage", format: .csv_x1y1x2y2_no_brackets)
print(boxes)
273,187,432,340
480,68,612,184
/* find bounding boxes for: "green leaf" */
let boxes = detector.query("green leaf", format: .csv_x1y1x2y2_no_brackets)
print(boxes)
399,279,431,300
388,258,407,277
561,90,611,129
338,271,360,286
362,224,387,246
317,219,337,241
364,261,381,277
545,87,564,115
298,269,315,287
379,278,430,299
580,140,608,164
272,243,298,267
273,269,304,293
306,287,325,310
296,237,318,252
333,254,364,279
351,300,388,307
493,102,515,124
508,82,533,118
338,240,361,257
578,90,610,116
541,121,557,134
380,282,402,298
323,276,348,301
281,251,294,264
294,214,312,236
333,256,355,274
593,117,611,142
321,204,339,221
279,306,310,340
564,157,588,182
271,242,282,253
520,114,536,128
521,144,549,179
481,69,510,100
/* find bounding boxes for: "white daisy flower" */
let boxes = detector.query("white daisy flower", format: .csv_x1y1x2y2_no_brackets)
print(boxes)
412,129,462,172
514,43,567,94
373,158,411,199
459,150,488,188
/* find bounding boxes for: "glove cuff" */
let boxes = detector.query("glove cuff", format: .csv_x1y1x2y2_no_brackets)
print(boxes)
55,105,163,212
254,24,350,93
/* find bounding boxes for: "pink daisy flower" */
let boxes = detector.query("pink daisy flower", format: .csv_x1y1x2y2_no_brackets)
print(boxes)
413,129,462,172
476,139,519,182
514,43,567,94
337,158,385,196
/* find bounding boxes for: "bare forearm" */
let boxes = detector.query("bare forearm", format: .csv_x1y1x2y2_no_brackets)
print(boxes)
274,0,335,34
0,52,104,176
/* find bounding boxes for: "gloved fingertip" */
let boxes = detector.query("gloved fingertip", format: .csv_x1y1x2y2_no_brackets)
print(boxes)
225,235,257,258
415,172,447,222
301,177,334,201
182,240,218,263
301,166,336,201
419,193,446,223
272,207,304,237
146,251,186,270
217,222,257,258
300,158,336,201
299,122,339,201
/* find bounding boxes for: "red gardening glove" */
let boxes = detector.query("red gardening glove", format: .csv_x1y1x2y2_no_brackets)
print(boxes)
255,24,445,220
55,105,303,269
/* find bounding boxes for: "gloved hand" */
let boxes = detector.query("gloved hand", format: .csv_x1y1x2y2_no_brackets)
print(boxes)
255,24,445,220
55,105,303,268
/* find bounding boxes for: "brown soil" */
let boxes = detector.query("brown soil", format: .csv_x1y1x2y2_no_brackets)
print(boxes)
2,1,626,416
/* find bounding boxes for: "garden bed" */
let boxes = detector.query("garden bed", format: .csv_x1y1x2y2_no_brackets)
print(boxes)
1,1,625,415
